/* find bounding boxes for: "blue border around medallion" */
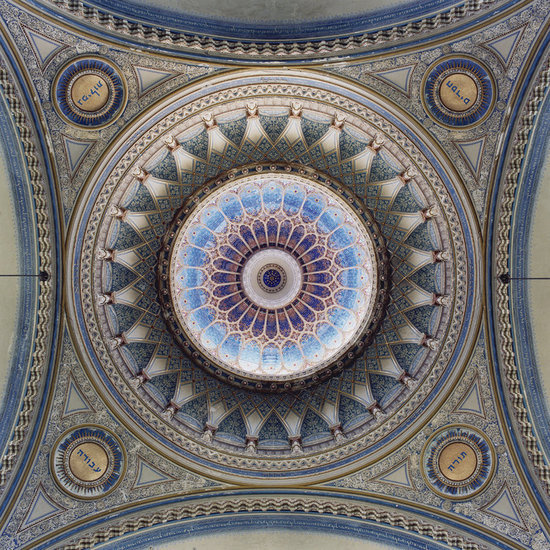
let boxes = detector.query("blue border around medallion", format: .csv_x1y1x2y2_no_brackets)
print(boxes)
422,57,494,128
421,425,495,499
53,57,126,128
51,425,126,499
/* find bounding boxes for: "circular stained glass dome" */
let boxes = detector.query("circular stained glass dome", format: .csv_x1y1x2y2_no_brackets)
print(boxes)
158,165,389,391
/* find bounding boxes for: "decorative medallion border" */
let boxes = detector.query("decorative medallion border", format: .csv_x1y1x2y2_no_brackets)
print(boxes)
421,424,495,500
52,56,127,128
51,425,126,499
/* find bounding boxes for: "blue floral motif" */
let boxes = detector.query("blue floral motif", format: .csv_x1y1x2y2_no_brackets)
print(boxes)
167,172,381,381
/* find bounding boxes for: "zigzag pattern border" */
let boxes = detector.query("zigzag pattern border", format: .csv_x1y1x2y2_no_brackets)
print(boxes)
0,66,54,489
495,53,550,492
60,496,483,549
47,0,496,57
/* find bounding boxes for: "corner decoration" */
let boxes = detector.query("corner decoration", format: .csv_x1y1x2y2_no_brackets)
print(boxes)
67,71,479,480
51,426,125,499
53,57,126,128
422,57,495,128
157,164,389,391
421,425,495,499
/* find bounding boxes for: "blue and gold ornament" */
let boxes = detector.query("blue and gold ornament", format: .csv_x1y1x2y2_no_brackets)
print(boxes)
51,425,125,499
53,57,126,128
422,57,494,128
422,425,495,499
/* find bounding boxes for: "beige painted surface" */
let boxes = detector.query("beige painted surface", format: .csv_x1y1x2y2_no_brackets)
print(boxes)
155,530,404,550
0,133,20,406
123,0,417,23
528,149,550,411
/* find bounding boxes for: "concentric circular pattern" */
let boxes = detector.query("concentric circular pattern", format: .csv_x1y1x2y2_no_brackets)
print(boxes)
51,426,125,499
259,265,286,293
242,248,302,309
77,88,470,474
422,426,495,499
158,166,388,391
53,57,126,127
423,57,494,127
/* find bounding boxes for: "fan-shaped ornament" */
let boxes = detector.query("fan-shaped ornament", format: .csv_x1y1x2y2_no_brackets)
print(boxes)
158,164,389,391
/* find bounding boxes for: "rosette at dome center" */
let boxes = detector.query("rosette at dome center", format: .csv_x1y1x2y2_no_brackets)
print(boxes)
159,168,388,389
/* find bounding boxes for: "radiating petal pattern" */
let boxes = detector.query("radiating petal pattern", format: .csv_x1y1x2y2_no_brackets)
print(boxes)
91,102,459,455
168,172,380,379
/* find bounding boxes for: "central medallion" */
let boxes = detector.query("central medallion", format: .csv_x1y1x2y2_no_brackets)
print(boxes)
159,165,389,391
244,250,299,306
260,266,285,291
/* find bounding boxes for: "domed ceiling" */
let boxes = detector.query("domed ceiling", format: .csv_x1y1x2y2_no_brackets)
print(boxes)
0,1,549,549
65,72,477,482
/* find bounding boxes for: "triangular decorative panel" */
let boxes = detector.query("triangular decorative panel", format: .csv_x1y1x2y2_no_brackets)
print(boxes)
454,375,485,418
132,456,175,489
134,66,177,96
483,27,525,67
18,485,65,531
454,137,486,178
374,459,415,489
62,374,94,417
372,64,416,96
62,136,95,176
22,26,67,69
482,485,527,529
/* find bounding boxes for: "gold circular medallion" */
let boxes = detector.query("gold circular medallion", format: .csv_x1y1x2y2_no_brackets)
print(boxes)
439,74,478,112
70,75,110,113
69,442,109,482
438,442,477,481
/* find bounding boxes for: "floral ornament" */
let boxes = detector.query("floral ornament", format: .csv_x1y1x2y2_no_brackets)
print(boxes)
159,165,389,391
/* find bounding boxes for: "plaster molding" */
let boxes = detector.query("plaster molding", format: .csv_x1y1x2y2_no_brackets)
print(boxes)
43,0,500,59
494,52,550,493
59,495,485,550
0,65,55,490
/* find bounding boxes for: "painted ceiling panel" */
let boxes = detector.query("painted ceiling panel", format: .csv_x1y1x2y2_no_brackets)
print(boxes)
0,88,47,461
0,1,549,549
507,85,550,463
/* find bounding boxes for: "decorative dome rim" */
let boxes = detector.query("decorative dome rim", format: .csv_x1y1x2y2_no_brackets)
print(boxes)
64,71,480,482
157,163,390,392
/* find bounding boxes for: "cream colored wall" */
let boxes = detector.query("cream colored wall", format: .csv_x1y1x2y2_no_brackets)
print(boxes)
154,530,405,550
0,132,20,405
528,149,550,411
